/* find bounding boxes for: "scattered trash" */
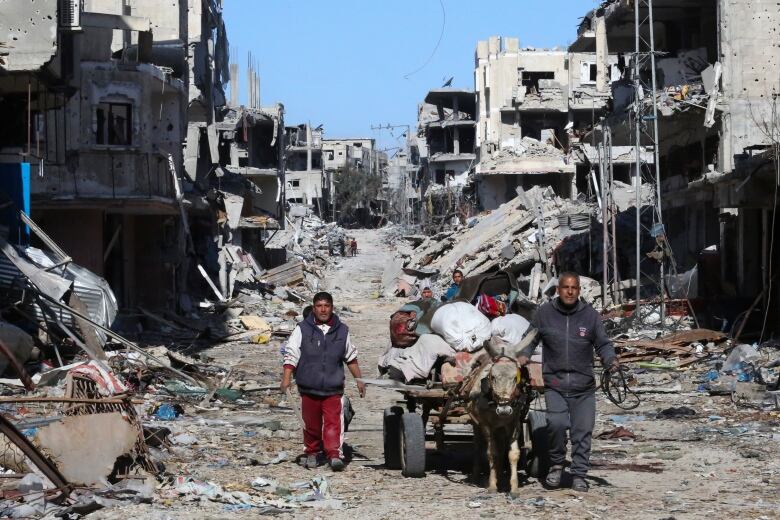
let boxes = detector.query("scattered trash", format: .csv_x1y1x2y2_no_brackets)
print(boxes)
171,433,199,445
596,426,636,440
656,407,697,419
153,403,184,420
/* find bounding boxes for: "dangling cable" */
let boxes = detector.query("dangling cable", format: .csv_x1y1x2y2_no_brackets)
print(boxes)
600,365,641,410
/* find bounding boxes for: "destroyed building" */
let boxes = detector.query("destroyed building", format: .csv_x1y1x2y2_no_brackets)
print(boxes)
383,135,423,226
419,89,477,190
473,37,576,209
406,1,779,338
0,0,233,309
414,89,477,230
321,137,389,224
284,123,330,217
568,0,780,334
322,137,382,176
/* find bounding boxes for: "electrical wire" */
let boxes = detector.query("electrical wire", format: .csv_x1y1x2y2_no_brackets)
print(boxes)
403,0,445,79
600,365,641,410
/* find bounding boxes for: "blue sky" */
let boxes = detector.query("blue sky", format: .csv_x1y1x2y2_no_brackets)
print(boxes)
222,0,599,151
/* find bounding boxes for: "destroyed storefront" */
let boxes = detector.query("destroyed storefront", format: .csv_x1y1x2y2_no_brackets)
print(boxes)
182,103,286,304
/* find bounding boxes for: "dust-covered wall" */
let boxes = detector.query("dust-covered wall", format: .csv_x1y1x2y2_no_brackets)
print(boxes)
719,0,780,173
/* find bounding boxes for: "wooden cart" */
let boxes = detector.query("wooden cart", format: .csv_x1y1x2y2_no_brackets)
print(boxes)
380,373,548,479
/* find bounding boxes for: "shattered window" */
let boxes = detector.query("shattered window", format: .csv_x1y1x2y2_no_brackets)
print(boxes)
96,102,132,145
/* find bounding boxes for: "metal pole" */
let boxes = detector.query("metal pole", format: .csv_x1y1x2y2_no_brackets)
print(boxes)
600,140,609,310
634,0,642,320
608,128,620,303
647,0,665,324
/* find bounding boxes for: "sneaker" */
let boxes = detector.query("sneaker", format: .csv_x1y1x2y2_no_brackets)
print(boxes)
544,466,563,488
571,476,589,492
301,454,318,469
329,458,345,472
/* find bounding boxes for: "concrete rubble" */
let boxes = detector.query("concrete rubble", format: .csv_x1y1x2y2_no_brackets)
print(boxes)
0,0,777,517
0,206,351,517
386,185,597,304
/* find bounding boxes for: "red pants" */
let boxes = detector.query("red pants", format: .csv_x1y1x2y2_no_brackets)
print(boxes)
301,393,343,459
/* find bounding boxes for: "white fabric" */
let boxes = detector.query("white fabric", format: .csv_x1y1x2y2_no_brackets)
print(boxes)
283,323,357,367
430,302,492,353
383,334,454,382
488,314,531,357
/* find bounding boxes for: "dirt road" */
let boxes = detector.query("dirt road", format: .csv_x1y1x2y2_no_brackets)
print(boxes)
98,229,779,520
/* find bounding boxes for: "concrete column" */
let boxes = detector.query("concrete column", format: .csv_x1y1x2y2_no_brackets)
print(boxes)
306,125,313,171
454,127,460,155
570,173,577,200
452,95,460,121
595,14,609,93
230,63,239,106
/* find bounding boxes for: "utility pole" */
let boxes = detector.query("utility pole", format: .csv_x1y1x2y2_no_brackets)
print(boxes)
632,0,670,324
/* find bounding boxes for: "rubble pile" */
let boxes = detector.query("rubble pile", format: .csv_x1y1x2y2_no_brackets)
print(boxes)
387,185,594,299
282,211,351,289
0,210,357,517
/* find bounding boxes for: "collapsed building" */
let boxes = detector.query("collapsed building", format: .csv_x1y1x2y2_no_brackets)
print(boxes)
384,141,422,226
405,0,779,338
473,39,575,209
415,88,478,230
284,123,330,217
0,0,293,311
0,0,238,309
569,0,780,334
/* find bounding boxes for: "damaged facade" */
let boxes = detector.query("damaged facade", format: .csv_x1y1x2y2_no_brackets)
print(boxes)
569,0,780,334
284,123,331,217
322,137,389,224
0,0,239,309
0,0,291,310
406,0,779,338
415,89,477,230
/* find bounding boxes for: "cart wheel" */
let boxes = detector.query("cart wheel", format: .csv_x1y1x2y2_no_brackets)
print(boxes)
526,410,550,479
383,406,403,469
400,413,426,477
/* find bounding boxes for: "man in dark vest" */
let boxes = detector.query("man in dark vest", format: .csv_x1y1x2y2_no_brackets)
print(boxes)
281,292,366,471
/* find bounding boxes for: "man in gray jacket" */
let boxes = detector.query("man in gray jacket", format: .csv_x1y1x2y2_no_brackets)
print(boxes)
518,272,619,492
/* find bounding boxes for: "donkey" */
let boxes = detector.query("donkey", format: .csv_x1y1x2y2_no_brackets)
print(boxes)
466,356,529,496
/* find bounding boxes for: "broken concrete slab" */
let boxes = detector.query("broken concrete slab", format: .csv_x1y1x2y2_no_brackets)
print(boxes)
36,413,138,487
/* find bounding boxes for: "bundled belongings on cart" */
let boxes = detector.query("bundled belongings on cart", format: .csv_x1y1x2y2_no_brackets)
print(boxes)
379,270,542,388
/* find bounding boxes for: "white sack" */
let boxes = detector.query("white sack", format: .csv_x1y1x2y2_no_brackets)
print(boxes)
431,302,491,352
489,314,531,357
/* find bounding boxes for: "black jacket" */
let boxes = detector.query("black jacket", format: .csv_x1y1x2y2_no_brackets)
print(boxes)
295,313,349,396
520,298,616,394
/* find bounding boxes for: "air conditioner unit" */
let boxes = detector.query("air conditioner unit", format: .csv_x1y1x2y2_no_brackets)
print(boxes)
59,0,82,30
